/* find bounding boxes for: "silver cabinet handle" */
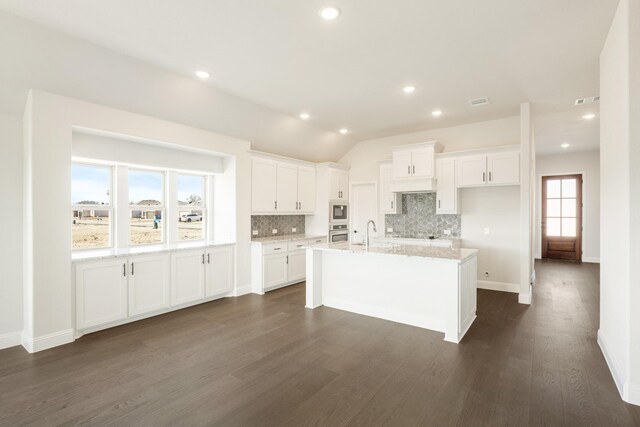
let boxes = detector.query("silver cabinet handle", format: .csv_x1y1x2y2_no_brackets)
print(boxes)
201,254,205,264
131,262,134,276
299,202,302,210
274,201,277,210
286,255,289,264
412,165,415,174
407,165,411,175
273,247,281,251
207,253,210,264
438,200,441,208
483,172,486,183
489,171,492,182
391,200,394,209
123,263,126,277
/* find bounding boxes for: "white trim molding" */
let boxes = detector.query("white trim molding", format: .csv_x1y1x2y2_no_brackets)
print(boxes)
234,284,252,297
22,329,75,353
598,329,640,405
0,331,22,350
582,257,600,264
477,280,519,294
518,285,533,305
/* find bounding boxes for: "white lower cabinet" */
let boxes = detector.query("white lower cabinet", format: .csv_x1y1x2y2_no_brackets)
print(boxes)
76,259,128,330
128,254,171,317
171,249,206,306
287,250,306,283
205,246,234,297
75,244,235,333
263,253,289,290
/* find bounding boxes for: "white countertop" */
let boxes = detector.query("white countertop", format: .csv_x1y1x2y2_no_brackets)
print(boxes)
72,240,235,261
251,234,327,243
309,242,478,263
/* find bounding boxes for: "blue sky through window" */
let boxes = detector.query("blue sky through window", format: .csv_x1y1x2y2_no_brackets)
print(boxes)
129,170,163,204
178,174,204,205
71,164,110,204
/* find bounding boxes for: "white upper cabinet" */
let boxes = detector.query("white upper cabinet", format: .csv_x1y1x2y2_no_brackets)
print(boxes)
329,168,349,200
276,163,298,212
296,166,317,213
379,163,401,214
457,156,487,187
205,246,234,298
435,158,458,214
252,158,277,213
252,155,317,214
391,142,439,179
487,152,520,185
128,253,170,317
457,149,520,188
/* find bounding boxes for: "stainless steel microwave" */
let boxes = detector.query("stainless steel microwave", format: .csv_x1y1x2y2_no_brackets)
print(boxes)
330,202,348,223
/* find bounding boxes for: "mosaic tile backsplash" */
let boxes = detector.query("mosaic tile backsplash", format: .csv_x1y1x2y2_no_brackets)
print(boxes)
385,193,461,238
251,215,306,239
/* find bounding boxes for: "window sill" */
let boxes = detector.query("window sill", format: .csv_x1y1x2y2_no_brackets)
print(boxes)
71,240,235,262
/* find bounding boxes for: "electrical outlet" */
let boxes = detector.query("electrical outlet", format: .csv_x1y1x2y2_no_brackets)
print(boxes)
443,229,451,236
387,227,393,233
272,229,278,234
252,230,258,236
484,271,490,278
292,227,297,233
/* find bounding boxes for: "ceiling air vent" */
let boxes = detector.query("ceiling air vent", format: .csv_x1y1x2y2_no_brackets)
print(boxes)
575,95,600,106
468,97,491,107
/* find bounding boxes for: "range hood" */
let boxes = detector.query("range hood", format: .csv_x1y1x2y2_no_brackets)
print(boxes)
389,177,437,193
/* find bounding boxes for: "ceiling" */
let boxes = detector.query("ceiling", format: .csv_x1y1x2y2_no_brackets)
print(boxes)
0,0,615,150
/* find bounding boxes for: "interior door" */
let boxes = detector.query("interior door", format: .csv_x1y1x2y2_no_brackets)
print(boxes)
542,174,582,261
350,183,378,244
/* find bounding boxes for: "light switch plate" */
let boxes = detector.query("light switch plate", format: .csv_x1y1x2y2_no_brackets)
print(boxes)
443,229,451,235
484,227,490,235
252,230,258,236
272,229,278,234
292,227,297,233
386,227,393,233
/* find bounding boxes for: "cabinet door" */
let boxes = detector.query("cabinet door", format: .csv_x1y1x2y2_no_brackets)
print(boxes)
411,146,435,177
76,259,128,329
338,170,349,200
205,246,234,298
263,253,288,290
487,152,520,185
379,163,400,214
436,158,458,214
328,169,341,200
276,163,298,212
287,250,306,284
128,254,170,317
392,149,413,178
171,250,205,306
297,166,316,213
457,156,487,187
252,158,277,213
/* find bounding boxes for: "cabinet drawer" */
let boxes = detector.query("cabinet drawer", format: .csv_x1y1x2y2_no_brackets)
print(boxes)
309,237,326,245
287,240,309,251
263,243,287,255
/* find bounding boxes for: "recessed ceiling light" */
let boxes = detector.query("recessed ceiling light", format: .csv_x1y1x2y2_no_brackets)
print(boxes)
319,7,340,20
300,112,310,120
432,110,443,117
403,86,416,94
195,70,210,79
339,128,348,135
582,113,596,120
561,143,570,148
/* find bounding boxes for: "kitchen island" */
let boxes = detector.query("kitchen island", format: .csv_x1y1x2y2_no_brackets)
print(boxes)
306,242,478,343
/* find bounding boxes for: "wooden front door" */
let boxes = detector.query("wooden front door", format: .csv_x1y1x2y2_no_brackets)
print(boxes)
542,174,582,261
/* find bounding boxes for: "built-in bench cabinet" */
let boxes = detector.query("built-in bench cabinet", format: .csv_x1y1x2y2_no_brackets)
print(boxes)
251,153,317,214
251,236,326,294
75,244,234,333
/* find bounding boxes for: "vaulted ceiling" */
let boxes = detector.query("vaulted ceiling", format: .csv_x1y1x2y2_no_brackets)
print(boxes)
0,0,613,155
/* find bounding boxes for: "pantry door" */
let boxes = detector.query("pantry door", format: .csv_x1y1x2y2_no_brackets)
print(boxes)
541,174,582,261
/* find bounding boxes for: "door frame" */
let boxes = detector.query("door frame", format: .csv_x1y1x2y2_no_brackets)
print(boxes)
540,173,584,262
349,181,379,242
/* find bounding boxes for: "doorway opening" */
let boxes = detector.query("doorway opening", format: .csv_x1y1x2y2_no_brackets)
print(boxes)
541,174,583,261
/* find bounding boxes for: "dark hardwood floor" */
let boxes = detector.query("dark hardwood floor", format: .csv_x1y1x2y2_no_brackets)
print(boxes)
1,259,639,426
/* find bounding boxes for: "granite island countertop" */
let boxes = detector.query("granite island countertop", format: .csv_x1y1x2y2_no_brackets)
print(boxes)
308,241,477,263
251,234,327,243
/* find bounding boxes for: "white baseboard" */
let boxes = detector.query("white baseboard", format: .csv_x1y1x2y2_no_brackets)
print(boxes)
22,329,74,353
534,253,541,260
626,383,640,406
0,331,22,350
598,329,625,398
518,285,532,305
477,280,519,294
583,256,600,263
234,284,252,296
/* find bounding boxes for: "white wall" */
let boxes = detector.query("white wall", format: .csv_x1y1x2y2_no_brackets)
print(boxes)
599,0,640,406
535,151,600,262
0,113,23,348
22,91,252,352
339,116,522,287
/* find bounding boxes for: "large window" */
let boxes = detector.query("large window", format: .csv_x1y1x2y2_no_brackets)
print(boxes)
129,169,165,245
71,161,210,251
71,164,113,250
177,174,206,241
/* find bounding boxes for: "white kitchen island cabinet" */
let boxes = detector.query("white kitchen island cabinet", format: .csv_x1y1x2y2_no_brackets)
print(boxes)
306,243,478,343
